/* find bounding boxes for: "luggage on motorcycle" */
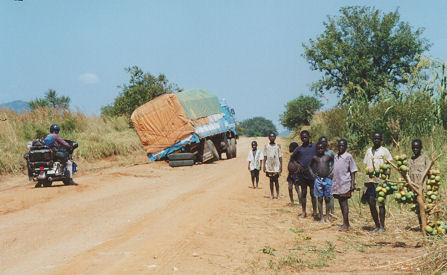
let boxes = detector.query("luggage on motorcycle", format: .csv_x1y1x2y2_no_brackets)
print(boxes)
29,161,52,169
30,138,48,150
28,148,52,162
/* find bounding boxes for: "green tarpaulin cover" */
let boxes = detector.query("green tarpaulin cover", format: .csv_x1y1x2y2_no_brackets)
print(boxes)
176,88,222,120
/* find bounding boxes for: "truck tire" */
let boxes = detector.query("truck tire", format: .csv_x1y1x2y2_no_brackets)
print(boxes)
169,159,195,167
206,140,219,161
229,138,237,158
168,152,195,161
225,144,233,159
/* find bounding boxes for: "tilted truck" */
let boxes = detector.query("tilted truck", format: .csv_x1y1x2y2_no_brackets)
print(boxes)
131,88,237,167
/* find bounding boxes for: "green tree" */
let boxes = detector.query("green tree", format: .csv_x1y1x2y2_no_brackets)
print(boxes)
29,89,70,110
302,6,430,104
239,117,277,137
102,66,178,117
279,95,323,130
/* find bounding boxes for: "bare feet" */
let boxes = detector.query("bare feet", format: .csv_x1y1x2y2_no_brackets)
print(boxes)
299,212,307,218
339,224,350,231
372,227,381,232
324,216,329,223
378,227,386,233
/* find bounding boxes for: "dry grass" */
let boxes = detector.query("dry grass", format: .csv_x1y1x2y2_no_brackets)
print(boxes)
0,108,144,175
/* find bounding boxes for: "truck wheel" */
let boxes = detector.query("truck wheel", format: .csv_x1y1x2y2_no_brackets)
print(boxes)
206,140,219,161
168,153,195,161
169,159,195,167
225,146,233,159
224,139,233,159
229,138,237,158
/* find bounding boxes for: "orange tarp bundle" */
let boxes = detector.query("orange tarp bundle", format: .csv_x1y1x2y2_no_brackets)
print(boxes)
131,94,194,154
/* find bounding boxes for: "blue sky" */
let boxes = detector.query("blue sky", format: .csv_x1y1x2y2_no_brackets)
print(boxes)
1,0,446,131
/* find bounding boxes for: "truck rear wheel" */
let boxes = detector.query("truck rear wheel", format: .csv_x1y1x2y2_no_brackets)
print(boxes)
206,140,219,161
169,159,195,167
168,153,195,161
224,139,232,159
229,138,237,158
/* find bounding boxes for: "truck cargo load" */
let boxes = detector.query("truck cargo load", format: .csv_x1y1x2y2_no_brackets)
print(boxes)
131,88,237,163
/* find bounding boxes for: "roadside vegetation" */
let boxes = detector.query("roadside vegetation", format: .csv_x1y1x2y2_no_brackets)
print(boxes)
237,116,278,137
0,107,143,175
278,6,447,273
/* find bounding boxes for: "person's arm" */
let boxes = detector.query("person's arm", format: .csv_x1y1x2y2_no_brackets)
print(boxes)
363,149,369,166
263,156,267,173
279,157,282,174
350,172,356,191
278,144,283,174
350,155,358,190
247,152,251,171
328,155,334,178
308,157,316,178
54,135,71,149
290,147,300,162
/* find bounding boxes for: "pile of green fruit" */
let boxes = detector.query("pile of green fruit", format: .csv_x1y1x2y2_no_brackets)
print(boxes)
375,181,398,203
393,154,408,174
365,163,391,180
424,169,442,213
394,182,415,204
425,220,447,236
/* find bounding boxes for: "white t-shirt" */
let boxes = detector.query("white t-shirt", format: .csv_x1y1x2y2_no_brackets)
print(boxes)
363,146,393,182
247,149,264,171
263,143,282,173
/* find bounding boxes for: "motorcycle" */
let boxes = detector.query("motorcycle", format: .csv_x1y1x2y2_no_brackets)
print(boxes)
25,139,78,188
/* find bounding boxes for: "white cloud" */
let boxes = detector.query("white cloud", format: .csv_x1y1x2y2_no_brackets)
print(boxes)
78,73,99,84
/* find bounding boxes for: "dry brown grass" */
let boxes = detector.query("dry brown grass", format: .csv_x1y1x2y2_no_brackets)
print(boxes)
0,108,144,175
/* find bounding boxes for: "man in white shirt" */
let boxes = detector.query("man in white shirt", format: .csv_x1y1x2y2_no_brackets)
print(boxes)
363,132,393,232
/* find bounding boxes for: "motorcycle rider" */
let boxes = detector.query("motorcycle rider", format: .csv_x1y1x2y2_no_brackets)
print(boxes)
45,124,77,185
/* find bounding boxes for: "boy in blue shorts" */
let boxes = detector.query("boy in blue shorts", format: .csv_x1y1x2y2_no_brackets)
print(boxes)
309,142,334,222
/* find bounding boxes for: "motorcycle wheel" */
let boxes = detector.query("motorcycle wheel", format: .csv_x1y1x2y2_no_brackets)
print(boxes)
63,169,71,185
42,180,52,187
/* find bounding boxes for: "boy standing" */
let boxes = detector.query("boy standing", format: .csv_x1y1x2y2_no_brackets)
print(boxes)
319,136,335,215
263,133,282,199
247,141,264,189
363,132,393,232
408,139,430,185
309,143,334,222
408,139,430,228
332,139,358,231
287,142,301,205
290,130,317,218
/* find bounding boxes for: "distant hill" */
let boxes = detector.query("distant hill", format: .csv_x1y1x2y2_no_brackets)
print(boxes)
0,100,31,113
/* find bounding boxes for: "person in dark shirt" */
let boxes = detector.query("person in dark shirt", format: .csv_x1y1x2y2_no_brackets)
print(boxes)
290,130,317,218
45,124,77,186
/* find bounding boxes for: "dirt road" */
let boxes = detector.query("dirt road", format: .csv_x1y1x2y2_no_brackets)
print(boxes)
0,137,424,274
